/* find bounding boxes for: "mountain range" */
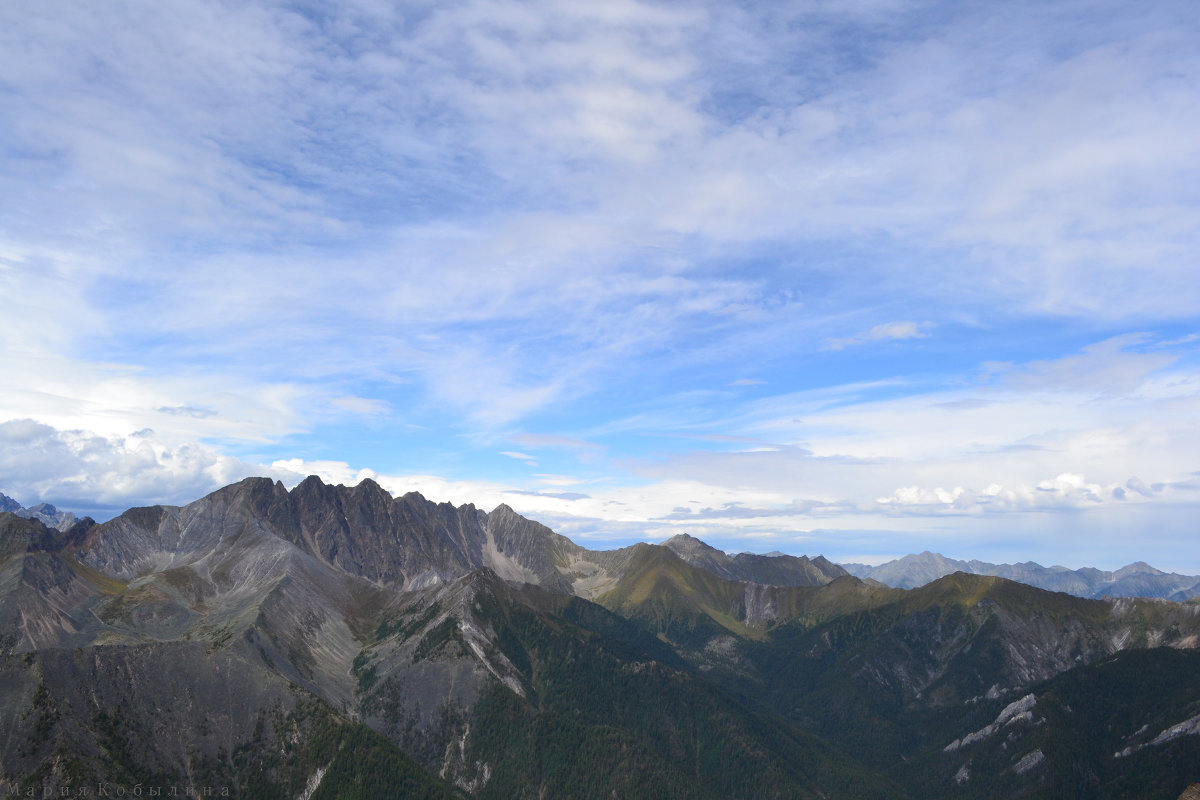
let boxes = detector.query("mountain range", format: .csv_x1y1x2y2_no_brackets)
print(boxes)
0,492,77,532
843,551,1200,600
2,477,1199,798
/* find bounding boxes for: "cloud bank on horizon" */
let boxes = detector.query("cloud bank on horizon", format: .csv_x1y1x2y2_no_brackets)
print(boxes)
2,0,1198,570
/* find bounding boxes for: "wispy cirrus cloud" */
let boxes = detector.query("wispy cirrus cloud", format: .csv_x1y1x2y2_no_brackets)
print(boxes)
509,434,604,451
2,0,1199,569
825,321,934,350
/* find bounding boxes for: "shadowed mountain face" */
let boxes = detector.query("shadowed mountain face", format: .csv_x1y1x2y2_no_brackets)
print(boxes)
4,476,1200,798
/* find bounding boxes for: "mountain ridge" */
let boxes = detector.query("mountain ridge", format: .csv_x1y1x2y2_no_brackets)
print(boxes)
844,550,1200,600
12,481,1196,602
0,491,78,532
4,476,1200,797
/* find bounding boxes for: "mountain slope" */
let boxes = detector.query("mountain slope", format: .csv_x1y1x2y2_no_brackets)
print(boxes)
4,478,1200,797
0,642,459,798
358,569,903,798
924,647,1200,800
2,482,904,795
663,532,847,586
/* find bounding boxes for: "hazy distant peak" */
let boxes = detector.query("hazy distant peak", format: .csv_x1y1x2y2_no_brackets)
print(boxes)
1114,561,1163,578
846,551,1200,600
0,491,78,531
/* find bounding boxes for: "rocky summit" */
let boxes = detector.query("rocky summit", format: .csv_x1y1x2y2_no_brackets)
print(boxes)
2,476,1199,798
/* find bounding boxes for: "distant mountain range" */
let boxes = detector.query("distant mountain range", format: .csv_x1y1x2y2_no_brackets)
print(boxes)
0,491,77,531
3,477,1200,798
842,551,1200,600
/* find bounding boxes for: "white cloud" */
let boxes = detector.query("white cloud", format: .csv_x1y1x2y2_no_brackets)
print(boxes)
268,458,378,488
330,396,391,416
3,0,1196,445
871,471,1157,514
499,451,538,466
509,433,604,451
1,0,1198,571
0,349,309,444
998,334,1178,394
0,419,271,513
826,321,933,350
533,474,586,487
613,336,1200,534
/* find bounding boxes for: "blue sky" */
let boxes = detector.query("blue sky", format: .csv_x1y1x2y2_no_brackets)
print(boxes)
2,0,1199,570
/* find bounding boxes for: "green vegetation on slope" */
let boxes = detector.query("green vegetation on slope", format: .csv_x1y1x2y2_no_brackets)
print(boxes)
457,576,905,799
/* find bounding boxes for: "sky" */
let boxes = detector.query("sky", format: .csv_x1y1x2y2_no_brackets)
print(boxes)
2,0,1199,571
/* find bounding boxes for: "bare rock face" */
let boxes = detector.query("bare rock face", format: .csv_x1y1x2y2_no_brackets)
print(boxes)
280,477,489,588
0,493,77,531
73,477,619,597
480,504,575,591
354,570,530,778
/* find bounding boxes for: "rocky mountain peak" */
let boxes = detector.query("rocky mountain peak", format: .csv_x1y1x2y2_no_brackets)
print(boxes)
663,532,721,557
6,477,1200,799
660,532,845,587
0,493,22,514
1114,561,1163,578
0,491,79,531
